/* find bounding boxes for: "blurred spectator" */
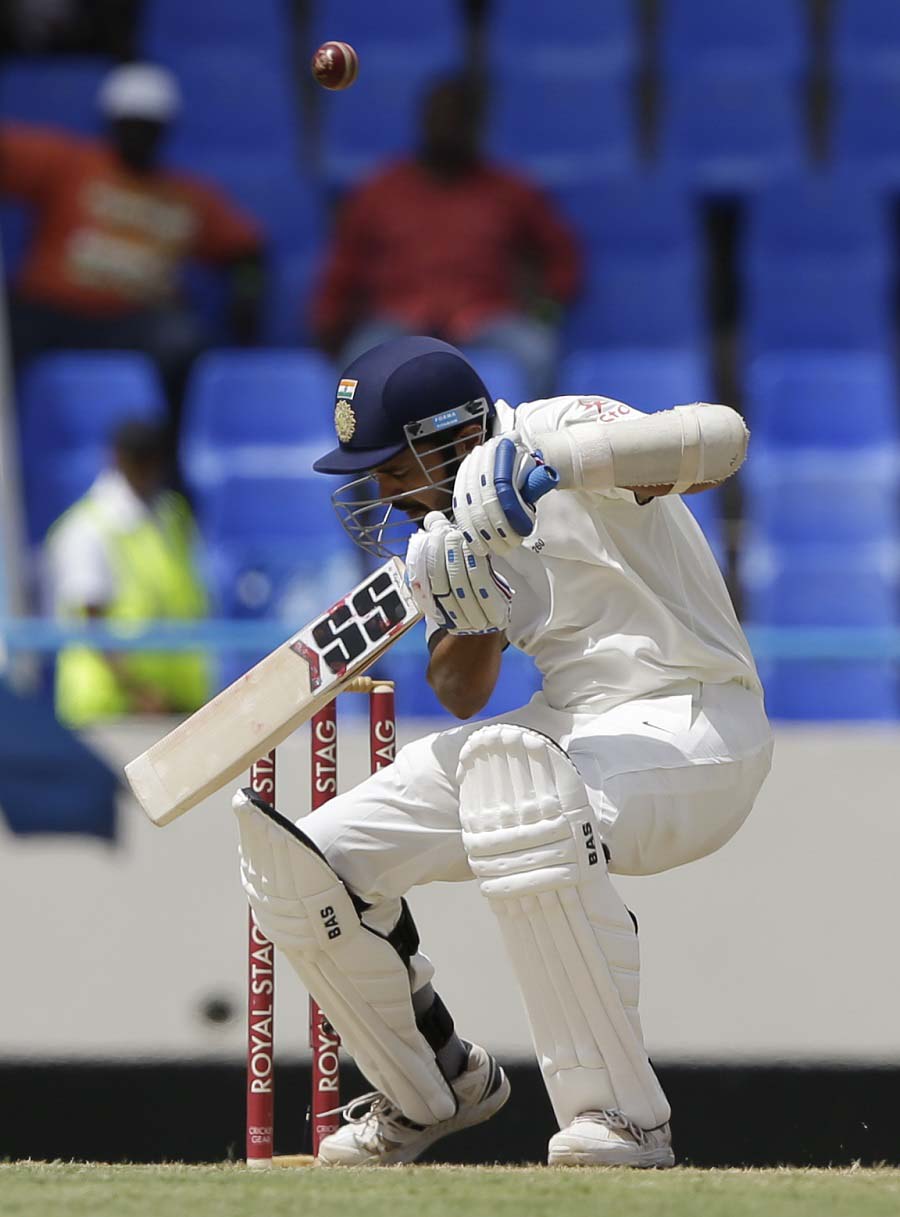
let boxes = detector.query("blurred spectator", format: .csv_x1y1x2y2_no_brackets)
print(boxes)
312,74,581,400
46,418,210,727
0,0,137,55
0,62,264,412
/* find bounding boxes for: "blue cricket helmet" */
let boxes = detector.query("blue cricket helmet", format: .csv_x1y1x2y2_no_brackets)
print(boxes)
312,336,493,475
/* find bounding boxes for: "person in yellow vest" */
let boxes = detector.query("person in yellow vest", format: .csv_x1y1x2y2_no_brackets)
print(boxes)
46,418,210,726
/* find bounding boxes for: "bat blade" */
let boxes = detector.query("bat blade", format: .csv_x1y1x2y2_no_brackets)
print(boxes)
124,557,420,826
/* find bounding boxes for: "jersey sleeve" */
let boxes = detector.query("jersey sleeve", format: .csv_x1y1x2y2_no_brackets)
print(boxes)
0,122,77,203
47,516,116,612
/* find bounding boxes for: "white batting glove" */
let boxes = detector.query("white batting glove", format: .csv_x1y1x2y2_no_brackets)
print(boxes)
452,435,547,558
405,511,513,635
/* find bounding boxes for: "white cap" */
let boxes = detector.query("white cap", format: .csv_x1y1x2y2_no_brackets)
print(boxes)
98,64,181,123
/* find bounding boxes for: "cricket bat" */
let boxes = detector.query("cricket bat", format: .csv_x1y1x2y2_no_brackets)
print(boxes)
125,557,421,827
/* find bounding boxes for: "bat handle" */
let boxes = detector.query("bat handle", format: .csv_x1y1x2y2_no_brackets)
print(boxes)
521,460,559,506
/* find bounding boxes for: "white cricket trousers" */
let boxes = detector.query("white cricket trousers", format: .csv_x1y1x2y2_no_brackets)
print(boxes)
300,679,773,941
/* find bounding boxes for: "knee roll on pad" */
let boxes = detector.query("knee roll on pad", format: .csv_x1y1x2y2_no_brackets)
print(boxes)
457,725,669,1130
233,787,456,1126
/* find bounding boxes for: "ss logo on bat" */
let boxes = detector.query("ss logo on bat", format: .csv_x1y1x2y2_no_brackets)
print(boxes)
310,569,407,676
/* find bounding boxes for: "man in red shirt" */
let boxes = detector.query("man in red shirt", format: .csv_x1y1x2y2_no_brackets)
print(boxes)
312,74,581,400
0,63,264,409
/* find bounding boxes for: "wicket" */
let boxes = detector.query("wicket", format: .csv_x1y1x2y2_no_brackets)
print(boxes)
245,677,397,1168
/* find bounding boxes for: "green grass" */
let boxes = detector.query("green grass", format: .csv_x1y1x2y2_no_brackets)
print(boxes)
3,1163,900,1217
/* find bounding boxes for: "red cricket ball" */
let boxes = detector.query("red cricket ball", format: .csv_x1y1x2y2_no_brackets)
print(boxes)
311,41,359,91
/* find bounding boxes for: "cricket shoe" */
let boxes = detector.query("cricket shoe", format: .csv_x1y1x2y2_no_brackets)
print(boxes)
316,1043,510,1167
548,1110,675,1168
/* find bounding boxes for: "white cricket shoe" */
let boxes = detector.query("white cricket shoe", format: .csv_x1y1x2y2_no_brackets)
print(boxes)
316,1043,510,1167
548,1110,675,1168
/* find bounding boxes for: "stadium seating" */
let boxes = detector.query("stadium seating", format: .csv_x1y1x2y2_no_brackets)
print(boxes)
832,0,900,76
18,353,166,541
659,71,805,195
486,67,636,187
742,549,899,719
0,203,31,278
744,351,899,453
567,249,704,349
173,157,322,346
742,260,891,354
180,350,336,493
140,0,287,58
741,351,899,551
833,72,900,188
486,0,637,74
159,49,301,167
743,170,890,265
312,0,465,70
554,170,701,257
199,470,361,690
320,65,452,187
743,457,898,550
561,348,712,413
660,0,809,77
0,56,110,134
460,349,528,410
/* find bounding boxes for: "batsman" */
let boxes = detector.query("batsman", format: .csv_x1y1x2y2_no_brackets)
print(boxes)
234,336,773,1167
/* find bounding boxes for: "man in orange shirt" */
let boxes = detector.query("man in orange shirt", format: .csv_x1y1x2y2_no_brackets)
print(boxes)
0,63,264,410
312,75,581,401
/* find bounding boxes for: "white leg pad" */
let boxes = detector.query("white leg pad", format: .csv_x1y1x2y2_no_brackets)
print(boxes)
233,788,456,1126
457,724,670,1130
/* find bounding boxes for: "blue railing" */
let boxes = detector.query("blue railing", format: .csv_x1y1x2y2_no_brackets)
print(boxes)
2,618,900,660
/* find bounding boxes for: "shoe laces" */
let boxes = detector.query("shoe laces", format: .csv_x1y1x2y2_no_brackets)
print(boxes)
322,1090,422,1146
576,1108,655,1146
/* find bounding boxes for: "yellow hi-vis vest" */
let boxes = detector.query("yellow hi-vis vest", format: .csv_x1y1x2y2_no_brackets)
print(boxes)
54,490,210,727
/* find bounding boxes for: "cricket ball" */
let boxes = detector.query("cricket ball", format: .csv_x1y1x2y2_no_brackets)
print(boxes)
311,41,359,91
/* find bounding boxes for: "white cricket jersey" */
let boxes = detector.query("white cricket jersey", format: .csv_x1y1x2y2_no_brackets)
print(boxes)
486,395,762,712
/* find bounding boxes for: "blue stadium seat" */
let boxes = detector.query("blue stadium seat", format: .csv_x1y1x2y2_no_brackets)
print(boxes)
141,0,287,57
267,248,320,346
743,170,889,265
743,260,891,354
661,0,808,76
833,72,900,189
199,470,361,689
487,67,636,187
160,50,300,166
320,66,449,187
743,455,898,549
171,158,322,345
567,250,705,348
744,351,899,451
383,634,542,722
180,350,336,492
742,549,899,719
18,352,166,540
486,0,637,74
0,203,31,277
659,71,805,195
0,56,110,134
187,157,321,250
683,490,727,571
561,348,712,413
833,0,900,76
312,0,464,69
460,349,528,409
554,172,701,259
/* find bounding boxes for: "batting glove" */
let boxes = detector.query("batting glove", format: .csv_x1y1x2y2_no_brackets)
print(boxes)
452,435,545,558
405,511,513,635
